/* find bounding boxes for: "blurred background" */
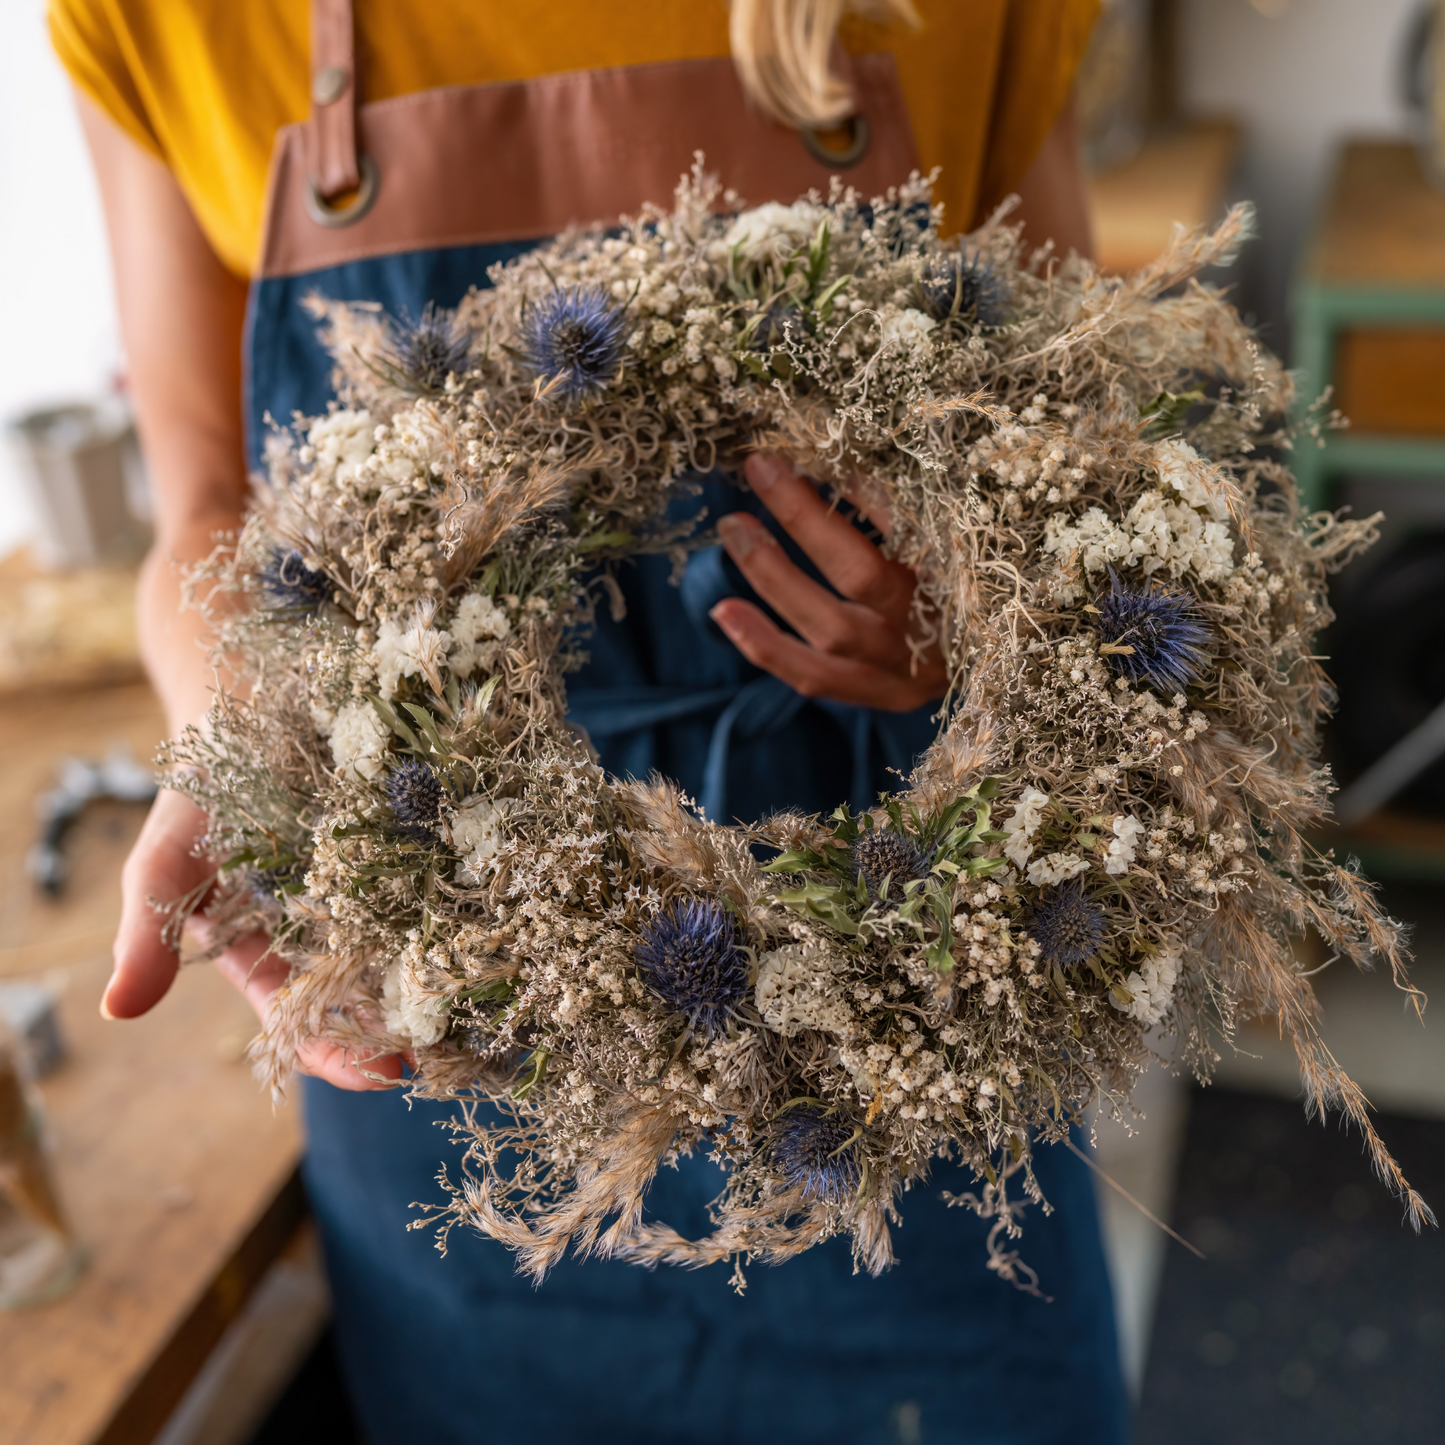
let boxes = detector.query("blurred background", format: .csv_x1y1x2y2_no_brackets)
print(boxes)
0,1,1442,1442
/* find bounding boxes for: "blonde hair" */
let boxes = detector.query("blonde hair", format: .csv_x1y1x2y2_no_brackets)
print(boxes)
729,0,920,130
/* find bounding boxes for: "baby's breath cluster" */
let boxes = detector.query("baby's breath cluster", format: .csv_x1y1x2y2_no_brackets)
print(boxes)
166,167,1430,1289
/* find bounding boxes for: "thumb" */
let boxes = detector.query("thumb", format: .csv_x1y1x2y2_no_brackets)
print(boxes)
105,789,213,1019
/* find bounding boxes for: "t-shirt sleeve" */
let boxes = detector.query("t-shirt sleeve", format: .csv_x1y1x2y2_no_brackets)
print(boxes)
976,0,1100,216
48,0,165,160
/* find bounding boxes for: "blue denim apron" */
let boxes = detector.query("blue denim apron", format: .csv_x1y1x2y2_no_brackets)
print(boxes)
247,8,1128,1440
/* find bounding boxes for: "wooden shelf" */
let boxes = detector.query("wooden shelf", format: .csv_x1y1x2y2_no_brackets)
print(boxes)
1291,140,1445,510
1305,140,1445,288
1085,118,1243,275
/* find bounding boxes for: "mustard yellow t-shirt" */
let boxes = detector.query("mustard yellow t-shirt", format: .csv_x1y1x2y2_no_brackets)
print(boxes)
50,0,1097,279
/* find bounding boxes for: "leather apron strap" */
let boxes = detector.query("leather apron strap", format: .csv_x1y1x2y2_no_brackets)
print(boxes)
300,0,382,228
308,0,359,197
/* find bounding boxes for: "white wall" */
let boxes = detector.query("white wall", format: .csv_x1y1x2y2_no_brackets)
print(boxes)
0,0,1428,552
1179,0,1421,345
0,0,119,557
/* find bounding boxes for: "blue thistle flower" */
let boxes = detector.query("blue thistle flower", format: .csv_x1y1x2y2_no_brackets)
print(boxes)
750,302,806,352
521,286,627,401
259,548,332,612
858,199,933,257
917,249,1011,328
1094,569,1210,694
850,826,931,902
245,859,305,900
1028,881,1106,968
389,302,473,393
772,1107,860,1204
634,898,750,1034
385,760,444,845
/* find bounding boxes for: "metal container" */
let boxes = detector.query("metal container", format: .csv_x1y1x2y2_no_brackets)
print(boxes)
5,400,151,570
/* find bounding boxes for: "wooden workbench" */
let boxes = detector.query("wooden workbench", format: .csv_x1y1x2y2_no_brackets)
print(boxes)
0,681,302,1445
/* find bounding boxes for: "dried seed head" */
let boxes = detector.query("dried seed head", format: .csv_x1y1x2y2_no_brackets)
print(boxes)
259,548,332,613
634,898,750,1035
850,826,931,902
1029,881,1107,968
771,1107,860,1203
388,302,473,393
1094,569,1209,694
917,248,1011,328
385,760,444,845
522,286,627,400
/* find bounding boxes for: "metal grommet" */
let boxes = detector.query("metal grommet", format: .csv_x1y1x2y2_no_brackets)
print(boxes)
312,65,350,107
304,153,380,229
801,114,871,170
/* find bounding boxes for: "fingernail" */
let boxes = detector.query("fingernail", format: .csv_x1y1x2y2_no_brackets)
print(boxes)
717,514,764,560
746,453,790,491
99,982,117,1020
709,604,740,639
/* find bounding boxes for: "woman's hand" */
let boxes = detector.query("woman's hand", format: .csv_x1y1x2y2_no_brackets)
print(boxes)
82,96,400,1089
710,453,947,710
108,789,404,1089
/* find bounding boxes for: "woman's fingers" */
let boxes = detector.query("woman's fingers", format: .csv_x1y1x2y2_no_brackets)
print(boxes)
105,789,213,1018
743,453,915,622
210,927,405,1092
716,514,911,669
719,452,947,711
207,927,288,1015
295,1038,407,1091
710,597,943,712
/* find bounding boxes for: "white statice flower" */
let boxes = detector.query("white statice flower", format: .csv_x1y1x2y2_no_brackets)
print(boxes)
1042,491,1235,601
447,591,512,676
718,201,825,263
1123,492,1235,581
374,605,452,699
1000,787,1050,869
327,700,390,780
1103,813,1146,876
306,409,375,487
1026,852,1091,886
1111,947,1182,1026
1154,438,1230,522
381,943,449,1047
447,795,507,885
755,942,852,1037
1041,507,1133,581
879,307,938,356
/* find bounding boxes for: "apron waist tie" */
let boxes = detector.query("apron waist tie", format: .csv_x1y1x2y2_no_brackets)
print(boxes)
567,680,876,822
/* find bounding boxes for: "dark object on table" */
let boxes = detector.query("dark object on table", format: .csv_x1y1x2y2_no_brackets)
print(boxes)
27,749,157,896
1138,1085,1445,1444
0,981,65,1077
1330,529,1445,816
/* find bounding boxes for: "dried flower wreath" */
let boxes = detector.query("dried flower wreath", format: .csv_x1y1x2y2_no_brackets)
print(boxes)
170,166,1432,1287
